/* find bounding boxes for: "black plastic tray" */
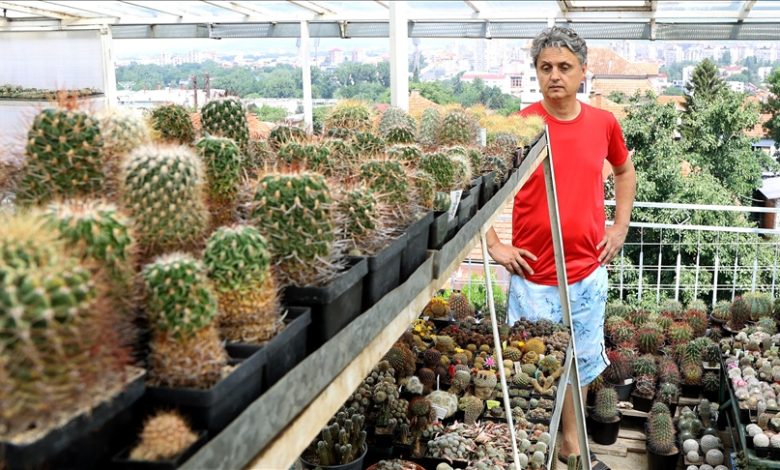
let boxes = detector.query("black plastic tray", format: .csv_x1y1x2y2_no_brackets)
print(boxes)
360,233,407,310
479,171,498,208
457,189,478,230
400,211,434,282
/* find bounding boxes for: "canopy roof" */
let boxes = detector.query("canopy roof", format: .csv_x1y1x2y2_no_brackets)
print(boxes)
1,1,780,40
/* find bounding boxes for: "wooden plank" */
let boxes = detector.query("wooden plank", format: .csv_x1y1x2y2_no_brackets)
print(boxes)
588,441,628,457
618,428,647,441
621,408,649,418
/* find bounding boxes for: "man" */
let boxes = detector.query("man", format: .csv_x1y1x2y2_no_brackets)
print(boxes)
487,26,636,470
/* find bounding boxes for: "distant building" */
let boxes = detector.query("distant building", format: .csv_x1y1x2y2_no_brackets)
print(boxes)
327,48,344,66
727,81,746,93
682,65,696,86
721,65,747,78
759,67,775,82
460,72,512,94
755,176,780,229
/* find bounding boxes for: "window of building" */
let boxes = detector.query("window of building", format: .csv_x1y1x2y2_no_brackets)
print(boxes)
511,77,522,87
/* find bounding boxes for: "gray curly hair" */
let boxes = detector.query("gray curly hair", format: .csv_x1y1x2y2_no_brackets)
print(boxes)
531,26,588,67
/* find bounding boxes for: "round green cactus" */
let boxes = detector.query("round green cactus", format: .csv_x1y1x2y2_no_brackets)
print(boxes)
324,101,372,132
743,291,773,320
201,97,249,149
593,388,619,422
386,144,423,165
97,107,151,157
336,188,382,255
480,154,509,184
379,107,416,144
142,252,218,338
120,144,209,257
412,169,436,210
196,136,242,226
438,109,477,146
729,296,751,329
637,323,664,354
351,131,386,158
359,160,411,210
326,127,353,140
276,141,332,173
148,104,195,145
248,172,337,286
418,108,441,148
419,152,457,192
19,108,104,205
268,125,306,150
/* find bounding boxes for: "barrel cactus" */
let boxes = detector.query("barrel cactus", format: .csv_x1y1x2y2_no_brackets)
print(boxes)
324,101,372,132
351,131,386,159
647,403,677,455
729,296,751,330
129,411,198,461
412,170,436,210
359,160,414,222
387,144,423,166
248,172,339,286
743,291,773,321
18,108,104,205
148,104,195,145
200,97,249,149
637,323,664,353
0,212,130,437
195,136,242,227
96,108,151,197
268,124,306,150
276,141,332,174
592,388,619,422
379,107,416,144
203,225,281,344
438,109,477,146
458,395,484,425
418,108,441,148
120,144,209,258
142,252,227,389
335,188,385,256
419,152,458,192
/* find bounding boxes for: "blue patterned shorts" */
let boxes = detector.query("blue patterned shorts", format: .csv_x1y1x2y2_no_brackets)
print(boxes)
508,266,609,387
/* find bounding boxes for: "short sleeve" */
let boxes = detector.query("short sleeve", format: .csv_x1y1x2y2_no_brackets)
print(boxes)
607,116,629,167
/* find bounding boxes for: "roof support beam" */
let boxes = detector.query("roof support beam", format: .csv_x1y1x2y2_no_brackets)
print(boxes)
738,0,756,22
374,1,388,9
464,1,480,14
120,1,184,18
220,1,272,17
201,1,249,16
0,1,82,20
287,1,329,16
41,1,117,18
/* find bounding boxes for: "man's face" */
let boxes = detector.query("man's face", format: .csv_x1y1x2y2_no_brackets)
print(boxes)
535,46,586,101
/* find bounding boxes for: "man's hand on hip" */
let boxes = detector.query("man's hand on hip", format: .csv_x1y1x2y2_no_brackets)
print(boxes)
597,224,628,266
488,242,537,277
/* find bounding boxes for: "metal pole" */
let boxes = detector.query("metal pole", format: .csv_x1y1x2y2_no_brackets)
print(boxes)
638,229,644,303
389,1,409,111
99,26,118,107
480,228,521,470
694,232,701,299
541,125,590,470
300,20,313,135
656,229,663,304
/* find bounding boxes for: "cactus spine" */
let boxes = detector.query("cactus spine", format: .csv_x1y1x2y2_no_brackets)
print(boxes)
379,107,416,144
325,101,373,132
129,411,198,461
19,108,104,205
592,388,619,423
200,97,249,150
438,109,477,146
647,403,677,455
143,253,227,388
203,225,281,344
196,136,242,227
418,108,441,148
149,104,195,145
96,108,151,197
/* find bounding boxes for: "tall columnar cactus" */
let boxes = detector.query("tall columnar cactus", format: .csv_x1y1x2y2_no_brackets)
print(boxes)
324,101,372,132
120,144,209,258
743,291,773,321
647,403,677,455
459,395,484,425
438,109,477,146
729,296,751,330
149,104,195,145
203,225,281,343
0,212,130,437
336,188,385,256
200,97,249,149
313,409,367,466
688,308,708,338
379,107,416,144
129,411,198,461
668,322,694,345
196,136,242,227
268,125,306,150
19,108,104,205
248,172,338,286
592,388,619,422
142,252,227,389
657,357,680,385
418,108,441,148
96,108,152,196
712,300,731,322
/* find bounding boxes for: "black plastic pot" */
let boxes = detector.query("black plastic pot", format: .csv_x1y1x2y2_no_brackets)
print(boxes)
611,380,634,401
111,431,208,470
681,383,702,398
1,371,146,470
647,449,679,470
144,350,266,435
225,306,312,389
590,415,621,445
631,393,653,413
283,257,368,353
300,443,367,470
364,444,394,468
479,171,498,208
360,233,408,310
429,211,458,250
400,211,434,282
457,189,478,230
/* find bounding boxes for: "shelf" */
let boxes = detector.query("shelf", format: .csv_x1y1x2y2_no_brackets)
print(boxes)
179,135,550,470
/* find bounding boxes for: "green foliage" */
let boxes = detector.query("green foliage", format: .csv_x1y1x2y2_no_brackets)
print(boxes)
19,108,103,205
459,270,508,314
763,67,780,144
203,225,271,293
149,104,195,145
142,252,218,338
684,59,726,115
252,104,288,122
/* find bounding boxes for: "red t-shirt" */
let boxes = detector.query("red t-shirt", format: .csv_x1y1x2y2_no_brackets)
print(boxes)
513,101,628,286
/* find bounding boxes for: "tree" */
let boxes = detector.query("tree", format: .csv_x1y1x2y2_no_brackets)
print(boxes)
252,104,288,122
608,91,628,103
763,67,780,144
719,50,732,66
683,59,726,113
662,86,685,96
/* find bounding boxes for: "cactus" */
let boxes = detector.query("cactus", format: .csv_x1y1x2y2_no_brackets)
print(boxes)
276,141,332,174
711,300,731,322
268,125,306,150
326,127,353,139
660,299,684,319
702,371,719,393
0,212,132,437
647,404,677,455
688,308,708,338
539,354,561,375
681,361,703,386
120,144,209,258
351,131,386,158
448,292,474,320
129,411,198,461
18,108,104,205
248,172,339,286
358,160,416,225
606,301,632,319
203,225,281,343
412,169,436,210
604,349,632,384
384,345,416,378
632,354,657,377
592,388,619,422
637,323,664,354
96,108,152,196
485,132,518,160
743,291,773,321
503,346,523,362
325,101,372,132
336,187,385,256
149,104,195,145
422,348,442,369
313,409,367,466
657,357,681,385
524,337,546,355
200,97,249,149
379,107,416,144
450,153,474,191
480,154,509,184
628,308,650,327
687,299,708,314
458,395,484,425
729,296,751,330
423,296,450,318
195,136,242,226
668,322,694,345
142,252,227,388
419,152,457,192
416,368,436,394
418,108,441,148
438,109,477,146
656,382,678,408
387,144,423,166
609,319,636,346
408,396,434,431
473,370,497,400
633,374,656,399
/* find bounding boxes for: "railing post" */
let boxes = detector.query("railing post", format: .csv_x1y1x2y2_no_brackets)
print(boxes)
694,231,701,299
751,241,758,292
773,241,779,298
674,239,682,302
638,228,644,303
656,229,663,304
732,251,739,301
619,246,625,301
713,234,721,307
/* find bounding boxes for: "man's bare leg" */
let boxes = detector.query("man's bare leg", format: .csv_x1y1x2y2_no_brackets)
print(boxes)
559,384,589,463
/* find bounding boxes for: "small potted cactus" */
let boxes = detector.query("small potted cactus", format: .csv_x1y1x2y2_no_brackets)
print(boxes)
710,300,731,324
604,349,634,400
590,388,621,445
112,411,207,469
646,402,680,470
300,408,367,470
630,374,656,412
727,296,751,333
